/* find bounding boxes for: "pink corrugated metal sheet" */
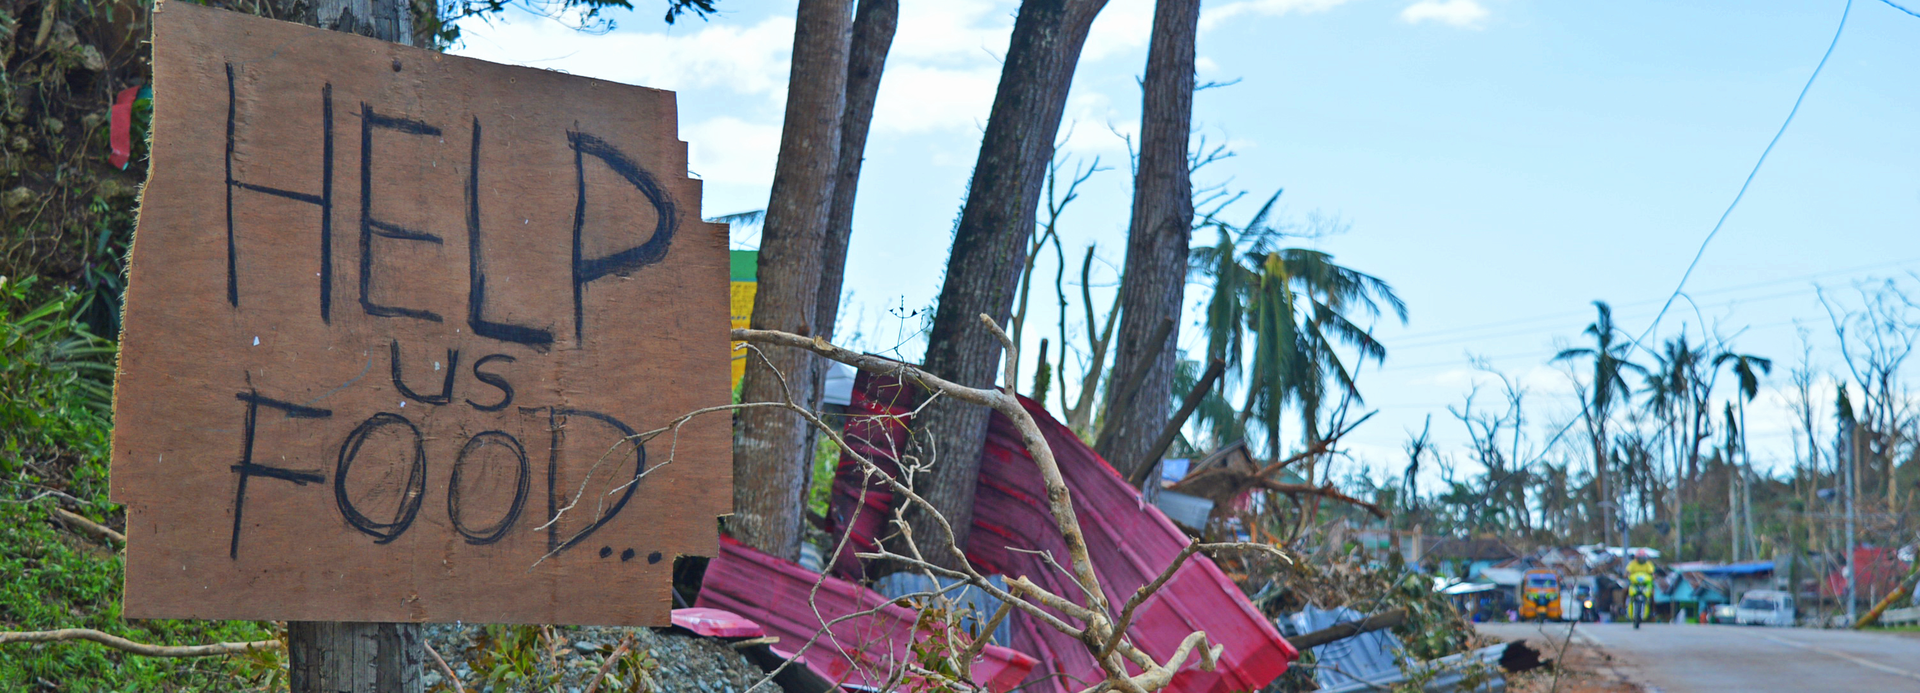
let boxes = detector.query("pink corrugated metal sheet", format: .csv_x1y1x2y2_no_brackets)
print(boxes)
696,536,1038,692
671,607,766,639
826,371,1297,692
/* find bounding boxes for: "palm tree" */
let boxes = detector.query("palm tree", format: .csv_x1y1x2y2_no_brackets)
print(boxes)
1553,301,1647,546
1189,192,1406,462
1714,349,1771,561
1645,336,1705,558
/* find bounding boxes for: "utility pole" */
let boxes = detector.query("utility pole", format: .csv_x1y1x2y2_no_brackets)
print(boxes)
1846,420,1861,627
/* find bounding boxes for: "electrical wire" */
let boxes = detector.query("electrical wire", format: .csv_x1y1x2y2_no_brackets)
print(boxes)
1879,0,1920,18
1630,0,1854,353
1467,0,1861,497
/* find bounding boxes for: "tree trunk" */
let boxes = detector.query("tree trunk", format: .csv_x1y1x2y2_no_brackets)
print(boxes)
902,0,1107,568
287,4,423,690
794,0,897,541
733,0,854,561
813,0,898,347
1095,0,1198,482
289,622,423,693
302,0,415,43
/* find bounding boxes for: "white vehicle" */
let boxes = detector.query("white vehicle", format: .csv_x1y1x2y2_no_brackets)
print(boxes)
1735,589,1795,627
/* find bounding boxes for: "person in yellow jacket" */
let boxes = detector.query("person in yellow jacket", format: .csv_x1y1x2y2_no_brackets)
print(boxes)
1626,550,1656,628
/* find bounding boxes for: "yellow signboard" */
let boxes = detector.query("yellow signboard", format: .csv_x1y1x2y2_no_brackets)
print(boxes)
730,250,756,392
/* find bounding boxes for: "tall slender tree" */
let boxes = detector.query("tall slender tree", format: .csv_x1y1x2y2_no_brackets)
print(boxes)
1553,301,1645,546
901,0,1109,568
1715,349,1771,560
814,0,899,348
1096,0,1200,481
734,0,854,561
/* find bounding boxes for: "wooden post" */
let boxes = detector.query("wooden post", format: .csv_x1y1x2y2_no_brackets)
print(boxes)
288,623,424,693
283,1,425,689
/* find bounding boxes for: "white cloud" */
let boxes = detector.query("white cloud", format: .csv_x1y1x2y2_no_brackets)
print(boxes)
684,116,781,188
1399,0,1490,29
891,0,1016,63
1081,0,1155,61
1200,0,1357,32
872,63,1003,134
455,15,795,98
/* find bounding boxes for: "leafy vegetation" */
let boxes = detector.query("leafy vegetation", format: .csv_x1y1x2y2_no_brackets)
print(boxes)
0,280,283,690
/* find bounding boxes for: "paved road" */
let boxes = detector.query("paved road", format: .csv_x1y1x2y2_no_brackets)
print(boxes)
1479,622,1920,692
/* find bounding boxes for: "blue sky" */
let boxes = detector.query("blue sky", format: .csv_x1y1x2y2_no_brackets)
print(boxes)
455,0,1920,485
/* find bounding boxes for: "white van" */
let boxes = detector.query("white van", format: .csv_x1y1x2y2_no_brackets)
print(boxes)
1735,589,1795,627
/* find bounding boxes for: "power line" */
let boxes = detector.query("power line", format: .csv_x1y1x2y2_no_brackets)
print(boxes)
1880,0,1920,18
1630,0,1854,352
1470,0,1859,495
1388,285,1827,353
1381,255,1920,346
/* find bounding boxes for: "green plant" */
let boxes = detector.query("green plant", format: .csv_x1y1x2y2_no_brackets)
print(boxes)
0,279,282,690
0,277,115,497
468,624,567,690
809,433,841,518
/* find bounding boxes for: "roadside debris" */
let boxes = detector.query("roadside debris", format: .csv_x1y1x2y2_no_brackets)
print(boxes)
819,370,1299,692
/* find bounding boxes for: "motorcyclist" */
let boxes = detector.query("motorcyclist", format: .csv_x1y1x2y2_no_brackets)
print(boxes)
1626,550,1656,628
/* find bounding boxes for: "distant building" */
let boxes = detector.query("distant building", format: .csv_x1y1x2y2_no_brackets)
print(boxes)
1423,537,1520,581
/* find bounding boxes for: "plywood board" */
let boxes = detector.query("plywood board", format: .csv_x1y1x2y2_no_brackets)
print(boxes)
110,2,731,626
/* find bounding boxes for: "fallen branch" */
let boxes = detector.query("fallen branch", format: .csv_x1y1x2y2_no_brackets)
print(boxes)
1286,608,1407,650
1252,480,1389,519
583,633,634,693
424,640,466,693
52,507,125,545
1128,357,1225,487
1250,411,1376,480
0,628,280,657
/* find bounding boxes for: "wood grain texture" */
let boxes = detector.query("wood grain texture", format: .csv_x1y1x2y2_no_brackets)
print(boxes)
289,622,423,692
111,3,730,626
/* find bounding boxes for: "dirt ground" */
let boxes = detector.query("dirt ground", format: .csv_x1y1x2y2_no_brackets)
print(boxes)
1493,625,1642,693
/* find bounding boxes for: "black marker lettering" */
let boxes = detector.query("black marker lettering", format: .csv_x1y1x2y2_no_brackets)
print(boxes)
467,118,554,349
447,430,529,545
530,406,645,554
567,131,678,344
229,386,332,559
359,105,444,322
388,340,459,405
465,353,516,412
334,412,428,544
226,64,333,321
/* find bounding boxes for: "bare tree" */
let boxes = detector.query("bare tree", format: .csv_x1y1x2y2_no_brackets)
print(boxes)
1066,245,1123,434
1821,279,1920,515
813,0,899,349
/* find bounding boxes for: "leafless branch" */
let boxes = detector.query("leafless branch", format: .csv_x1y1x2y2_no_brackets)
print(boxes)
0,629,280,657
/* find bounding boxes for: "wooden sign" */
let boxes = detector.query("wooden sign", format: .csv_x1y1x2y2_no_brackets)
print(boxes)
109,2,731,626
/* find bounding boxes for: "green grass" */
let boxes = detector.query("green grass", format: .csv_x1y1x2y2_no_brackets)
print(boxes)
0,281,283,690
0,503,284,691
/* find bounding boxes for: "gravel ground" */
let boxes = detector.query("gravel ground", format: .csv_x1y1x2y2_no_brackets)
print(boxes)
422,623,772,693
